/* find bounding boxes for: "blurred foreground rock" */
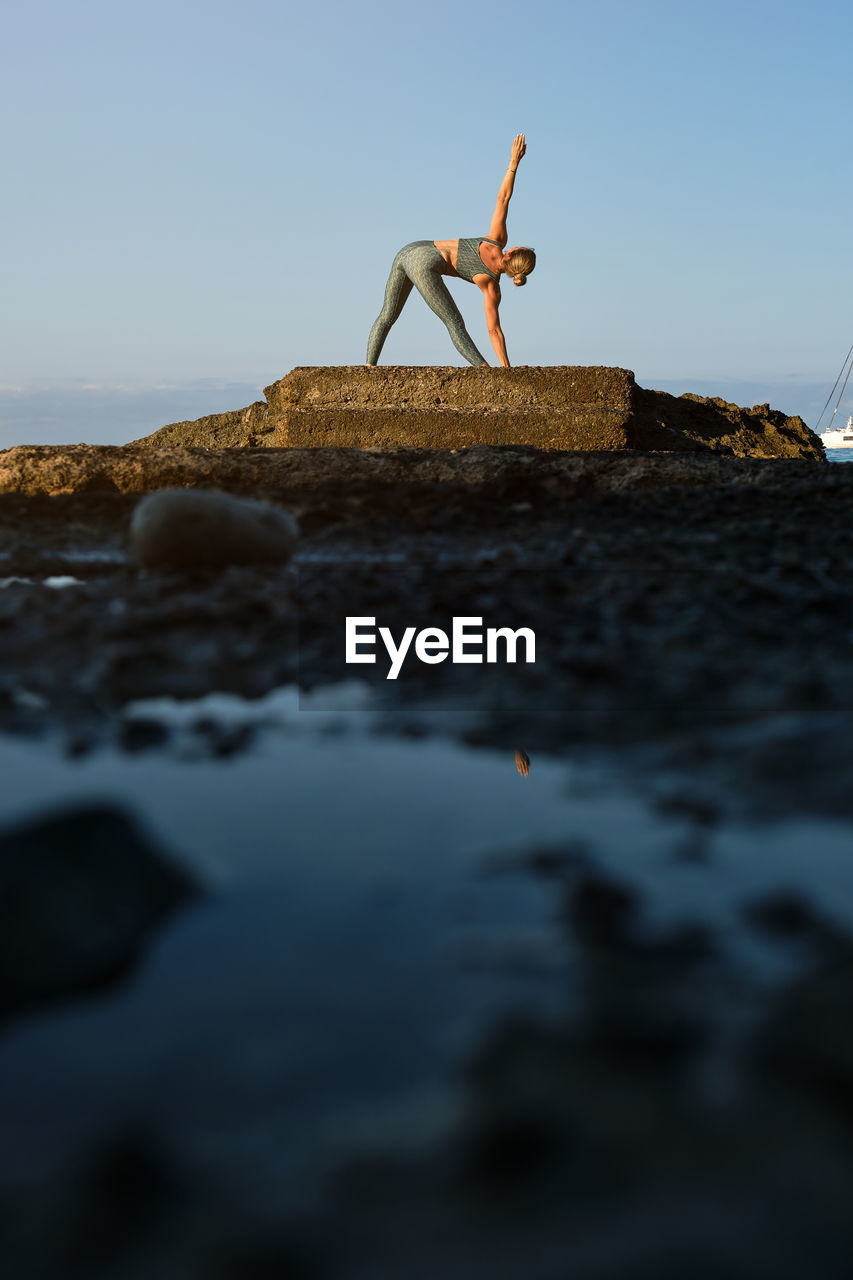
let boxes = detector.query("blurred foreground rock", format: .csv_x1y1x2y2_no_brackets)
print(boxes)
0,805,196,1020
0,450,851,749
130,489,299,569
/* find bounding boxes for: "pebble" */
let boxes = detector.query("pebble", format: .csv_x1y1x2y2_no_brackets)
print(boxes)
130,489,298,570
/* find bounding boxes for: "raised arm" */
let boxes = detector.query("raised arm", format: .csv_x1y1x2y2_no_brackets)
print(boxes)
488,134,526,247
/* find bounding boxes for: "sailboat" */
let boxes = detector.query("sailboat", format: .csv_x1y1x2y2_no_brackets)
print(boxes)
821,414,853,449
817,343,853,447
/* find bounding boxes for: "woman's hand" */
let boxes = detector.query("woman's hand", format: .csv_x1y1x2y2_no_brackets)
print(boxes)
510,134,526,168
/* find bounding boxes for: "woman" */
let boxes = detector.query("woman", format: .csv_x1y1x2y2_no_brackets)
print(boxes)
366,135,536,369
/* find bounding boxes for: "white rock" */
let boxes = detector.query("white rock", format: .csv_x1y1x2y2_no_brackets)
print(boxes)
130,488,299,570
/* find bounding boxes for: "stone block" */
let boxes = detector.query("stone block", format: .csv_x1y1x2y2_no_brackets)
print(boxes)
267,366,637,450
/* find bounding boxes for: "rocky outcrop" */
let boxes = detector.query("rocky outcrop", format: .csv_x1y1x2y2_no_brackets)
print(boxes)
131,400,273,448
128,366,824,461
631,388,824,459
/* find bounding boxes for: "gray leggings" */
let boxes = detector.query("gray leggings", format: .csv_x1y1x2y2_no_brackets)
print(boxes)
366,241,487,366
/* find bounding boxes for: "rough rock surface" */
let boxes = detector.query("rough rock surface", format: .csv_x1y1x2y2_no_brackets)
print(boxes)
631,387,822,457
271,365,636,449
130,488,299,569
128,366,824,459
131,400,273,448
0,442,825,499
0,804,195,1020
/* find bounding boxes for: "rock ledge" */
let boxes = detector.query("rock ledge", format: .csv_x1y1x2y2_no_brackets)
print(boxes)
130,366,824,460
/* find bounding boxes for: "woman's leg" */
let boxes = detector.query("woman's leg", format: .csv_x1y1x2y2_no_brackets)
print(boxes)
366,247,415,365
407,247,488,366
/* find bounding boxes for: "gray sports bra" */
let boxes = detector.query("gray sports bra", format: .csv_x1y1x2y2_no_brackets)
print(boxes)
454,237,501,283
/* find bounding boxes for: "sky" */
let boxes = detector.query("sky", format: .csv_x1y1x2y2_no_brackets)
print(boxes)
2,0,853,445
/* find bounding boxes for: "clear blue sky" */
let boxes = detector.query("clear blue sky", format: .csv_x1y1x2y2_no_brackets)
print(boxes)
2,0,852,444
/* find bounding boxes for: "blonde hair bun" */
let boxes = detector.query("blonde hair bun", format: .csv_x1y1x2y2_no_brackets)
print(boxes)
505,247,536,287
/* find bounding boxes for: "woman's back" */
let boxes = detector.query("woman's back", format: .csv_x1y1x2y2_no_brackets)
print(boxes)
454,237,501,283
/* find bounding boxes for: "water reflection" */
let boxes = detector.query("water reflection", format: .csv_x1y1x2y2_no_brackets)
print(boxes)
3,698,853,1276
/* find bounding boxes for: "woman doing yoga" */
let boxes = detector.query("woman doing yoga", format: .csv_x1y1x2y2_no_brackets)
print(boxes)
366,135,535,369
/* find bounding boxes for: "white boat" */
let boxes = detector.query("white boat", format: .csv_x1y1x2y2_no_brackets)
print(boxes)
817,342,853,445
821,415,853,449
